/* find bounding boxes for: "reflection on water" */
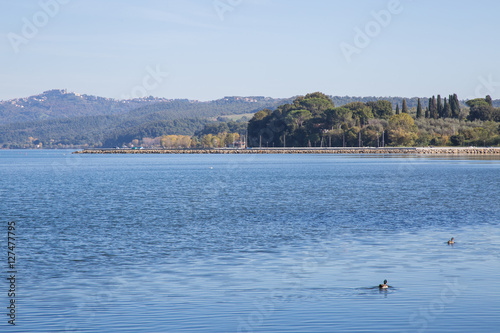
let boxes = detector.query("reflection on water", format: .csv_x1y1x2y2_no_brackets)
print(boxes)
0,151,499,332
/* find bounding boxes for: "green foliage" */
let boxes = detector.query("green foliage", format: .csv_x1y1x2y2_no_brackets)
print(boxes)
466,97,498,122
437,95,443,118
247,94,336,147
0,114,212,149
486,95,493,107
366,100,393,119
295,92,335,117
429,96,438,119
101,118,212,147
415,118,500,147
0,90,141,125
286,110,312,129
443,98,451,118
195,121,247,137
0,94,291,148
246,92,500,148
2,90,499,149
450,94,460,118
416,99,423,118
248,93,383,148
325,107,353,129
342,102,374,125
402,99,408,113
160,135,193,148
466,98,490,108
388,113,418,146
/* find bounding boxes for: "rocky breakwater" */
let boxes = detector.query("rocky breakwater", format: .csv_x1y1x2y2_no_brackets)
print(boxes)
74,147,500,155
415,147,500,155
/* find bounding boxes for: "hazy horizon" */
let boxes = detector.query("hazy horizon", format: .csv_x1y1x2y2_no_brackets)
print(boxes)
2,0,500,101
3,87,494,104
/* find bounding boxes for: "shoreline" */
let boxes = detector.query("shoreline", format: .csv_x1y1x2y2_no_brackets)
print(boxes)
73,147,500,155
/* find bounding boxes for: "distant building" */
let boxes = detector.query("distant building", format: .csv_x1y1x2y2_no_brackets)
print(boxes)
233,141,246,149
43,89,67,95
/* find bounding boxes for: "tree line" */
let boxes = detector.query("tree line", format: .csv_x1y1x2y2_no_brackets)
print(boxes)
247,92,500,147
3,91,499,149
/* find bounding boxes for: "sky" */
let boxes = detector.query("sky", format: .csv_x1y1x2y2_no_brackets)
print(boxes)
1,0,500,101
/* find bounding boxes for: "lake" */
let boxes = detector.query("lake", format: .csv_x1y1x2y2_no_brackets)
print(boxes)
1,150,499,332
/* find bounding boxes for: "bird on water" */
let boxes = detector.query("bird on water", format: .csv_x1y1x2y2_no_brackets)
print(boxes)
448,237,455,245
379,279,388,289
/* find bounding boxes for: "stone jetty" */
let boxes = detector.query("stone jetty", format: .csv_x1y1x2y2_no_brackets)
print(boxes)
74,147,500,155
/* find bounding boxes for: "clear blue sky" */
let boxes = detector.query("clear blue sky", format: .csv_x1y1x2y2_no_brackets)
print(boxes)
1,0,500,101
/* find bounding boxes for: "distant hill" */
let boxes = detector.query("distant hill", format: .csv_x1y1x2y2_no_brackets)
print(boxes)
0,90,293,148
1,90,498,148
0,115,213,148
0,89,292,125
0,89,166,125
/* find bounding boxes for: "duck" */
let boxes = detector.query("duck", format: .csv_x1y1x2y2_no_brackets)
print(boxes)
379,279,388,289
447,237,455,245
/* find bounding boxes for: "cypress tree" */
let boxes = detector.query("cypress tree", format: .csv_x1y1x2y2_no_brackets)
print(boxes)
453,94,461,118
449,94,460,118
395,104,400,115
402,99,408,113
443,98,451,118
486,95,493,106
425,107,429,118
437,95,443,118
416,98,423,118
449,94,455,118
430,96,438,119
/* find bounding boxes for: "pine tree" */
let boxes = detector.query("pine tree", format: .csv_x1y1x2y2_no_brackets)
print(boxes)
402,99,408,113
416,98,423,118
395,104,400,115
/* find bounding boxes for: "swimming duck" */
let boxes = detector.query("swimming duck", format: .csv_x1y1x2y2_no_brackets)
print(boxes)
447,237,455,245
379,279,388,289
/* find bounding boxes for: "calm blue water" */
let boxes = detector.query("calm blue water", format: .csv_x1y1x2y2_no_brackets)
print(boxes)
1,150,500,332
